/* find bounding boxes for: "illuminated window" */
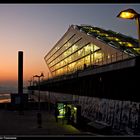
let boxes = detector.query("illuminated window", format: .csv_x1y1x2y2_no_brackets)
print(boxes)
127,42,133,47
106,37,120,41
133,48,140,54
89,44,94,52
72,44,79,53
107,54,111,59
98,33,109,37
94,51,103,61
63,43,68,50
118,41,133,47
78,49,83,56
85,55,90,65
67,42,72,48
69,62,76,70
62,49,71,60
84,45,90,55
63,51,68,57
91,29,100,33
67,56,72,63
94,44,100,51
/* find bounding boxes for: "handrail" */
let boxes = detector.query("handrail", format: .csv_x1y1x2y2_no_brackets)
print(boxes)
44,51,133,81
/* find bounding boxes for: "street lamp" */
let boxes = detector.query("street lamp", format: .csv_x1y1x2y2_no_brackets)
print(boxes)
28,79,32,99
33,72,44,111
117,8,140,48
28,79,32,87
32,75,36,86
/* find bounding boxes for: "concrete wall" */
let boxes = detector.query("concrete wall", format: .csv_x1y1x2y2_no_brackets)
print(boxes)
77,96,139,134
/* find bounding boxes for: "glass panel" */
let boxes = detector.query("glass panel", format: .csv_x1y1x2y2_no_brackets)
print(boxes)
94,50,104,62
94,44,100,51
84,55,90,66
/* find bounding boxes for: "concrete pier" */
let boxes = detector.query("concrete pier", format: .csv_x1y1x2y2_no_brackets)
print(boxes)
0,109,94,136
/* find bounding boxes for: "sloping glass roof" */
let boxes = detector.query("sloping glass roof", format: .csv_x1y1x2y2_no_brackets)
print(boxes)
76,24,140,56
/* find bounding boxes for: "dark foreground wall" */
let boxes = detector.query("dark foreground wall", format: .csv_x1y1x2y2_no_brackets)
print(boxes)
30,91,140,135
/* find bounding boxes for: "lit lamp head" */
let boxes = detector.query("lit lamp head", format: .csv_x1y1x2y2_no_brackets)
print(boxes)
117,9,139,20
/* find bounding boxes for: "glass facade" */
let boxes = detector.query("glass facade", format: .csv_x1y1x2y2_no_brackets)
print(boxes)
44,24,139,78
45,36,103,77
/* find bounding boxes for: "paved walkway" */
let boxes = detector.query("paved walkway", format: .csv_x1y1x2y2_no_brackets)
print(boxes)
0,110,95,137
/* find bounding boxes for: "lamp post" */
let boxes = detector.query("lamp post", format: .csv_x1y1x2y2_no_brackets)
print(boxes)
33,72,44,111
117,8,140,48
28,79,32,87
117,9,140,132
28,79,32,99
32,75,36,86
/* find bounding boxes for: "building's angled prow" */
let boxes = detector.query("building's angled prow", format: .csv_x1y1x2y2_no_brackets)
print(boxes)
44,24,139,78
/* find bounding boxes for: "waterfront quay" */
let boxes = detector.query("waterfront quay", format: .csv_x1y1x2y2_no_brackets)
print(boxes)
29,56,140,136
0,107,95,137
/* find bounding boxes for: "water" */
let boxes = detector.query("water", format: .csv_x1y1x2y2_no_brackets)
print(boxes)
0,86,28,103
0,86,18,94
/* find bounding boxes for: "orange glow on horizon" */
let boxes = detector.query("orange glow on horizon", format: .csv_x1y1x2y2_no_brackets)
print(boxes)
0,48,49,86
0,99,11,103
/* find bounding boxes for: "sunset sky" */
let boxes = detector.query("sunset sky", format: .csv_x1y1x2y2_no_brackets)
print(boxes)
0,4,140,89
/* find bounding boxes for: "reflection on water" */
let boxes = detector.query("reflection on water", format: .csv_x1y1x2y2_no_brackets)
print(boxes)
0,99,11,103
0,93,11,103
0,86,28,103
0,86,18,93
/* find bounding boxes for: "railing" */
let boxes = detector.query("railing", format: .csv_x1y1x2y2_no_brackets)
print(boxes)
45,52,134,82
69,51,132,74
93,52,131,66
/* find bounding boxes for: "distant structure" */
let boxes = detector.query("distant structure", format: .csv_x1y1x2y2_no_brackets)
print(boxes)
11,51,28,111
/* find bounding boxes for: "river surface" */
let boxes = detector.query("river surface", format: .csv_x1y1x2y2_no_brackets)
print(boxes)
0,86,28,103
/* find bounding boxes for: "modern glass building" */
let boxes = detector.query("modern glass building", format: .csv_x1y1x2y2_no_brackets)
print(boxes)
44,24,139,78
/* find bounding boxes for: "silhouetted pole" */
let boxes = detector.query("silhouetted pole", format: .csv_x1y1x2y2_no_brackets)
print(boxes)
28,79,32,99
18,51,24,114
18,51,23,95
136,17,140,48
34,73,44,128
34,73,44,111
38,77,41,111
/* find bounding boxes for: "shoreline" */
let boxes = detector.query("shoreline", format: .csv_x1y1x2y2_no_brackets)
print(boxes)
0,98,11,103
0,93,11,103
